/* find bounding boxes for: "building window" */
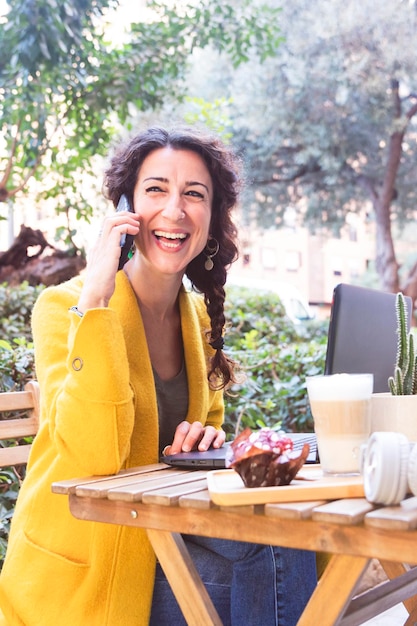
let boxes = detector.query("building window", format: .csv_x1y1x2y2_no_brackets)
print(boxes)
285,250,301,272
261,247,277,269
332,256,343,277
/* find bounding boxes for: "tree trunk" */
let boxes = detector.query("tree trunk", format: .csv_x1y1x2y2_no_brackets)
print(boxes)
372,80,404,293
372,81,417,301
373,191,400,294
401,261,417,305
370,79,417,298
0,225,85,286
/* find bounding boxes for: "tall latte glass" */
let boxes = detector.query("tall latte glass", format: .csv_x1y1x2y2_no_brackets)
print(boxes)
306,373,374,475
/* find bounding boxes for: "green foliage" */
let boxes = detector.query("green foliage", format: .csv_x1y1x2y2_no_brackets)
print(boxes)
0,0,282,245
224,0,417,228
0,338,35,392
0,281,44,344
183,0,417,292
0,467,23,564
0,281,39,391
0,333,35,566
0,282,40,567
183,97,234,140
388,292,417,395
153,0,284,68
223,286,328,437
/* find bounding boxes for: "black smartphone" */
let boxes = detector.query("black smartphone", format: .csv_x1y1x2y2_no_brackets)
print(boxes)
116,194,135,270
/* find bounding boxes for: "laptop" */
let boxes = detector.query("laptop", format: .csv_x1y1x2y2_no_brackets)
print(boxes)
325,283,412,392
162,432,319,469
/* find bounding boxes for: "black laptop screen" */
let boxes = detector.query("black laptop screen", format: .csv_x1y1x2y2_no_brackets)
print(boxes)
324,284,412,393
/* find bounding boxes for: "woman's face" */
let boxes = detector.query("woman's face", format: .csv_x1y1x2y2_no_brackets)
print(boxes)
133,147,213,276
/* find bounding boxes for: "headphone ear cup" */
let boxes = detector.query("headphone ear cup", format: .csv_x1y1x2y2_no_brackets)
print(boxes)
407,442,417,497
363,432,410,505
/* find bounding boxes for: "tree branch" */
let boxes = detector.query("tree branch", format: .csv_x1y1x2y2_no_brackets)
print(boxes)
406,100,417,121
0,119,23,190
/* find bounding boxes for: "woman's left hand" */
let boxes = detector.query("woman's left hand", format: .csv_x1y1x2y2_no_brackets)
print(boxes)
163,421,226,455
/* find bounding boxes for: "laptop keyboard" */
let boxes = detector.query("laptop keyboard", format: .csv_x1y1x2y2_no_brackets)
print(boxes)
286,433,319,463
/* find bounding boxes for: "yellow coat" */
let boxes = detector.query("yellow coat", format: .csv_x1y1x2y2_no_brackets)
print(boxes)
0,271,224,625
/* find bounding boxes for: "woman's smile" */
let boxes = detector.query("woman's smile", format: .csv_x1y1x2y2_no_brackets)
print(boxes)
153,229,190,250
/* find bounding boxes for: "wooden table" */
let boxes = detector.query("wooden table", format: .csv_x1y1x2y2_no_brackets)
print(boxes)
52,464,417,626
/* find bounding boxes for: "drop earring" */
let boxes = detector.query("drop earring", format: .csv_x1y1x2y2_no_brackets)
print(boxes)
204,237,219,271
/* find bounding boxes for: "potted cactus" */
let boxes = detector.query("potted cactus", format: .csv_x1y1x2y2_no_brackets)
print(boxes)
371,292,417,440
388,292,417,395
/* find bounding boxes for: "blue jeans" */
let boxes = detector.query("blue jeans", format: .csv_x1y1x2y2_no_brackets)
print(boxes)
149,535,317,626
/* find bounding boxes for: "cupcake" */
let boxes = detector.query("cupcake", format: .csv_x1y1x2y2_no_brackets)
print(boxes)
225,427,310,488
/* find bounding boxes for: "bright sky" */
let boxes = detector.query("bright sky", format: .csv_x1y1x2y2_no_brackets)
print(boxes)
104,0,150,42
0,0,150,46
0,1,146,22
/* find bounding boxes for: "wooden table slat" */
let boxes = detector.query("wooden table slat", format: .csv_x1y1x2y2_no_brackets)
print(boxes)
51,463,167,495
142,478,209,505
265,500,326,520
104,470,208,502
75,468,194,498
179,489,214,510
365,497,417,531
219,503,257,515
312,498,376,525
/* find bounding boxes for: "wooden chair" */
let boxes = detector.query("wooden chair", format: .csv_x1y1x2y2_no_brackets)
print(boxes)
0,381,40,467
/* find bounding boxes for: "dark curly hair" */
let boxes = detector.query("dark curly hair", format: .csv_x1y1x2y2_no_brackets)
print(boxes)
103,126,241,389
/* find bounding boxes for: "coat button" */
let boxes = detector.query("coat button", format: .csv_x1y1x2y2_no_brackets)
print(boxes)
72,357,83,371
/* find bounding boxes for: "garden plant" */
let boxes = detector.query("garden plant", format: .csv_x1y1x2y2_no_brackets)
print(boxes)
224,286,328,437
0,282,42,564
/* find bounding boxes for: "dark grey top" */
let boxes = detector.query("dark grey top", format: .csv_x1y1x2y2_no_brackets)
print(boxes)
154,361,189,454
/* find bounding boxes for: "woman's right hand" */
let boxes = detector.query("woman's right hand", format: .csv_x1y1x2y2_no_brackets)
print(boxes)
77,210,140,312
163,421,226,456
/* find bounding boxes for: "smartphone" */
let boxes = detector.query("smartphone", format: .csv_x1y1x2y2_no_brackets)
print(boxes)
116,194,135,270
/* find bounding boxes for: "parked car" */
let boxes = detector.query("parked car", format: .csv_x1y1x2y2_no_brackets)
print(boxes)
226,276,315,325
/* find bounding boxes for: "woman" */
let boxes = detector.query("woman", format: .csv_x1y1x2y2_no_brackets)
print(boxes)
0,126,317,625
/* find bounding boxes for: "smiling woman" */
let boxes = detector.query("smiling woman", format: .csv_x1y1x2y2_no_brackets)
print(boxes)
0,126,317,626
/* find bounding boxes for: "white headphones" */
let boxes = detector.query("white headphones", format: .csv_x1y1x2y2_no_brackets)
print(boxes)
362,431,417,505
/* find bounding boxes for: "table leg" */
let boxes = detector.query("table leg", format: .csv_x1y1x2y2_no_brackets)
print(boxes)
146,528,223,626
297,554,370,626
405,603,417,626
379,561,417,615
